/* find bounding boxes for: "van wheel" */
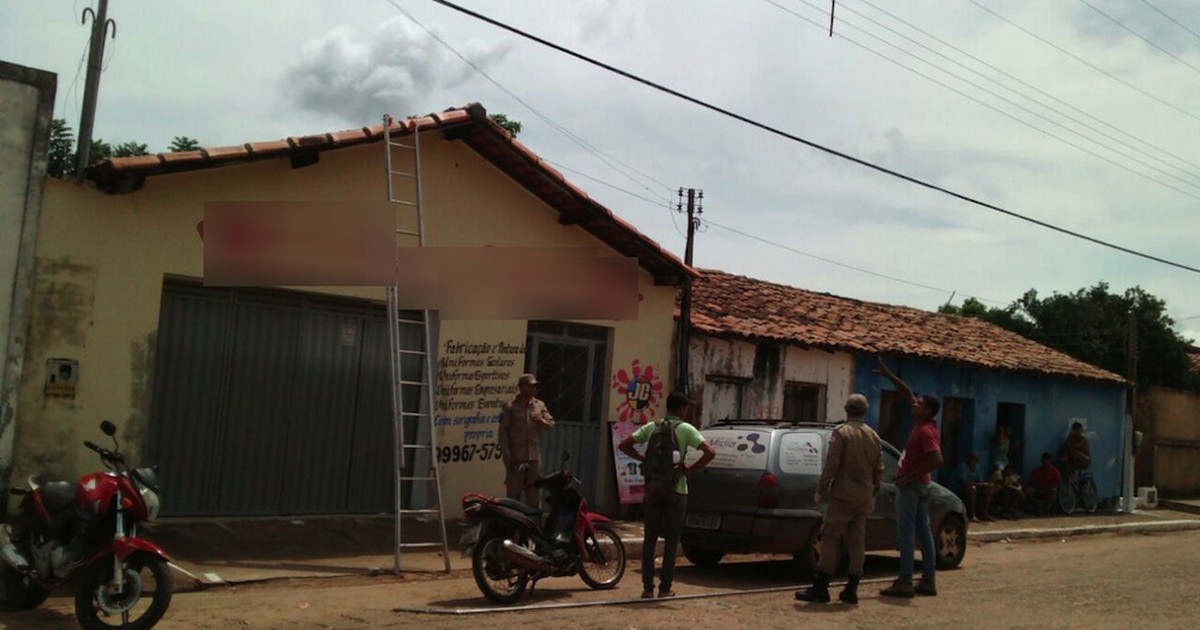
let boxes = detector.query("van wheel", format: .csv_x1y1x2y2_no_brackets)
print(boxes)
681,545,724,568
934,514,967,570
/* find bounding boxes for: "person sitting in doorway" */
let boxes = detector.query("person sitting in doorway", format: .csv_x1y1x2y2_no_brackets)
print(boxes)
1025,452,1062,515
954,452,994,523
989,463,1024,519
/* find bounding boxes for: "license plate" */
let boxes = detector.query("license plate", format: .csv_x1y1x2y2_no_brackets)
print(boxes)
685,512,721,530
458,524,481,555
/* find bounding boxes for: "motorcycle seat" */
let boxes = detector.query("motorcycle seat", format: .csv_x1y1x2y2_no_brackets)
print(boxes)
41,481,77,513
495,497,544,517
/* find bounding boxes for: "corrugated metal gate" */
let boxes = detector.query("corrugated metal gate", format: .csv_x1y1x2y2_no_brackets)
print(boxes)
149,281,403,517
525,322,609,509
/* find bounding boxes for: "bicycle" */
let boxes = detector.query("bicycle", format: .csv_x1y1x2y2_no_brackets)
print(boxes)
1059,467,1098,515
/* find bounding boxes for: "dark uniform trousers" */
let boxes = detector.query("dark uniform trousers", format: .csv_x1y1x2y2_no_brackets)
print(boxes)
818,497,875,575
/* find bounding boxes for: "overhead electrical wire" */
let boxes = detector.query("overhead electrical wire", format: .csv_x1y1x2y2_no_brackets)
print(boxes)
1078,0,1200,75
700,218,1003,301
1139,0,1200,44
548,160,1005,304
852,0,1200,185
966,0,1200,127
383,0,675,206
777,0,1200,198
424,0,1200,275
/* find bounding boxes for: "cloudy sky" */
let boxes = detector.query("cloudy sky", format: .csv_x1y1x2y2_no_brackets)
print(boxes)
3,0,1198,342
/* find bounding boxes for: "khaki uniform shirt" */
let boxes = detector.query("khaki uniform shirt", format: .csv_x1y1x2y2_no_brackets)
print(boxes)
817,419,884,502
499,397,555,462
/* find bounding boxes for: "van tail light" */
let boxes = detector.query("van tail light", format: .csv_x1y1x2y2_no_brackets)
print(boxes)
757,473,779,509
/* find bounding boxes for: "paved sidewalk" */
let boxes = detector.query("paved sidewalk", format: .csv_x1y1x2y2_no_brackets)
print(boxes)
155,507,1200,592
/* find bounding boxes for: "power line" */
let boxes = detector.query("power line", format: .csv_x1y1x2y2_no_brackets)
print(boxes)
854,0,1200,185
424,0,1200,275
966,0,1200,127
703,218,1006,302
545,159,669,208
776,0,1200,198
1079,0,1200,75
1140,0,1200,43
382,0,674,205
547,159,1003,303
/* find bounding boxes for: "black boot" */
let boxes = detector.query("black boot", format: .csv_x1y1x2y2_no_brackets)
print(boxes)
795,571,832,603
839,574,861,604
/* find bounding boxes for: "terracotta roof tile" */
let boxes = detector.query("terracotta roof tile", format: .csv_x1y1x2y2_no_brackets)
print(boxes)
688,269,1126,385
288,133,332,149
111,154,163,169
328,128,372,144
159,150,204,164
82,103,695,284
245,140,290,155
201,145,248,161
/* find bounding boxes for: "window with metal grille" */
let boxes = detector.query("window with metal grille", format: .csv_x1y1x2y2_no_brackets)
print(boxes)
783,382,824,422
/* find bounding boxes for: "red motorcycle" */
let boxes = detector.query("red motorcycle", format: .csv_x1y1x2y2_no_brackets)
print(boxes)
1,420,172,629
460,452,626,604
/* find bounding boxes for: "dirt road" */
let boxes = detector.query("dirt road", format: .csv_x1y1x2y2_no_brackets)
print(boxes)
5,529,1199,629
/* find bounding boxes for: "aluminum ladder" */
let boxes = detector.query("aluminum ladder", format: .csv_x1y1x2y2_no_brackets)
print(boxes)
383,114,451,574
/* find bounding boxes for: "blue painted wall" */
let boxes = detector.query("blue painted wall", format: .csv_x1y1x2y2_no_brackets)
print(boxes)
853,356,1127,503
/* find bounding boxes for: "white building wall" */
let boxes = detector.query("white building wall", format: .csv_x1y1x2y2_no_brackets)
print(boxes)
0,61,55,498
688,334,854,427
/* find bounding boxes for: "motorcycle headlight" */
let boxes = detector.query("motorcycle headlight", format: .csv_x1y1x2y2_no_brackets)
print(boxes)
132,467,161,521
139,487,161,521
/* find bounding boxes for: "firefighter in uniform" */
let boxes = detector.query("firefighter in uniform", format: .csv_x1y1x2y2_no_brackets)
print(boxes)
498,373,555,507
796,393,883,605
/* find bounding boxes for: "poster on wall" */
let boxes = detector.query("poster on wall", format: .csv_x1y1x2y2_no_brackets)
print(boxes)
609,360,665,504
433,322,528,506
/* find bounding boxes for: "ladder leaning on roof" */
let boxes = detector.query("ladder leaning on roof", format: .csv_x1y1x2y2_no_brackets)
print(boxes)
383,114,451,574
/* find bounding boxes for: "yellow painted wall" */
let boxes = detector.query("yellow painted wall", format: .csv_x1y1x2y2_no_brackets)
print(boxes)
12,131,677,517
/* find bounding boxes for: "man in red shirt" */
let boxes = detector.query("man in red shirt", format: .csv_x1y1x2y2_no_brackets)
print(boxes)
876,356,942,598
1026,452,1062,514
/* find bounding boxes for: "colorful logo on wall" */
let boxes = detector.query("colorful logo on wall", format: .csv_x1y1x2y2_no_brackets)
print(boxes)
611,360,664,424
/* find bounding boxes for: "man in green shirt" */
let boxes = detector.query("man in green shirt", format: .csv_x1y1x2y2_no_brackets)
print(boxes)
619,392,716,599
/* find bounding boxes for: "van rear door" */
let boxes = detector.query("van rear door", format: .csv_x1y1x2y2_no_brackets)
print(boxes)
683,428,773,530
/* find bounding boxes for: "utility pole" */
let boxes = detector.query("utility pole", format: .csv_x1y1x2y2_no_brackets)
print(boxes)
675,188,702,395
1123,312,1138,513
74,0,116,179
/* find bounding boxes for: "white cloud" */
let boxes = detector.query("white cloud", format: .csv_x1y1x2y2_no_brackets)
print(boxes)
284,17,511,124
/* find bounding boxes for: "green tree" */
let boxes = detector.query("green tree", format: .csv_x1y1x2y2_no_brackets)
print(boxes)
47,118,75,178
168,136,201,152
113,141,150,157
940,283,1199,390
45,120,155,177
89,139,113,162
488,113,522,136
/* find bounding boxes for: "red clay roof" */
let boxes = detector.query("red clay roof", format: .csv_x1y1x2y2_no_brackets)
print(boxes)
86,103,694,285
688,269,1126,385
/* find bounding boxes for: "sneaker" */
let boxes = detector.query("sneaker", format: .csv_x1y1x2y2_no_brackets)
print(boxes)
657,588,676,598
641,588,655,599
879,580,915,598
915,579,938,596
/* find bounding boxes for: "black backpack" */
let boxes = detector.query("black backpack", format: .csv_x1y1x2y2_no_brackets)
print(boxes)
642,418,682,497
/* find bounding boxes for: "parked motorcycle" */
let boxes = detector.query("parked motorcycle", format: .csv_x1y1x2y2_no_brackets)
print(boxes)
1,420,172,629
460,452,626,604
